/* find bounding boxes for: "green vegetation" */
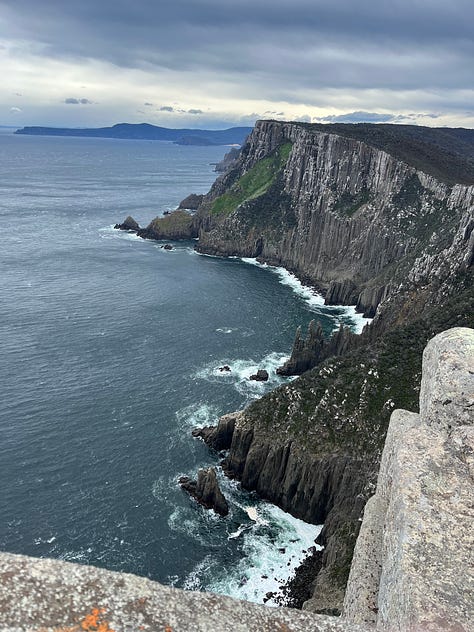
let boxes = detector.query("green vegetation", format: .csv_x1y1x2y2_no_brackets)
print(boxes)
148,210,196,238
333,188,371,217
210,142,292,216
245,268,474,460
295,121,474,185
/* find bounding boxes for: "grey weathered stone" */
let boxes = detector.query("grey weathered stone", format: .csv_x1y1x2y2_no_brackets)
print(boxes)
344,327,474,631
420,327,474,429
0,551,370,632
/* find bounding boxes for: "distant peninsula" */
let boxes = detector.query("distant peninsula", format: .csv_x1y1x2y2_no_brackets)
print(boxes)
14,122,253,146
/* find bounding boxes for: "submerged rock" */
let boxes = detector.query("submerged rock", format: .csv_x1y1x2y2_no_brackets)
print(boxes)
179,467,229,516
162,243,173,250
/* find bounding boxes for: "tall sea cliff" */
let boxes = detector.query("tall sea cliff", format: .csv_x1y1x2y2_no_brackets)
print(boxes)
123,120,474,613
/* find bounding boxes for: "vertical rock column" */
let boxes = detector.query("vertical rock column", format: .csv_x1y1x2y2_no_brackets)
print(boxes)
343,327,474,631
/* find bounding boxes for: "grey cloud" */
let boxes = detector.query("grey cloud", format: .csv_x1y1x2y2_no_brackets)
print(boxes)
144,102,153,106
2,1,472,92
1,0,473,122
315,111,446,124
187,109,202,114
159,106,174,112
64,97,92,104
319,111,398,123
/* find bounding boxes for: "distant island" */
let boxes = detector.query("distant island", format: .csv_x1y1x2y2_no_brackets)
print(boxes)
14,123,253,146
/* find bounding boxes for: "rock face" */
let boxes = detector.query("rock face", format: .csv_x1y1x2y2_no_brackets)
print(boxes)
0,552,370,632
277,321,355,376
194,120,474,317
192,411,241,451
178,193,204,210
343,327,474,630
114,215,140,231
215,146,241,172
198,408,371,614
179,467,229,516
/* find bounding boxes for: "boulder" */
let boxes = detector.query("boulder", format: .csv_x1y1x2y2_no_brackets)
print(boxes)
162,244,173,250
249,369,269,382
114,215,140,231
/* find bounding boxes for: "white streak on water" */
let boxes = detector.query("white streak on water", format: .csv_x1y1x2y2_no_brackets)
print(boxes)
241,257,372,334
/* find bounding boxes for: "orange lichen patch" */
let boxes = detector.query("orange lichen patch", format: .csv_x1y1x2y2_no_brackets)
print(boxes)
164,627,173,632
79,608,114,632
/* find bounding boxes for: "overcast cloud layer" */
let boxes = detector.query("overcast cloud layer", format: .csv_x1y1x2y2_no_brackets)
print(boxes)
0,0,472,128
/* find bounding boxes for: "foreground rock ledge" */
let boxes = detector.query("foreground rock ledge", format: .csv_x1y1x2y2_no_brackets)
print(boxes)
0,552,367,632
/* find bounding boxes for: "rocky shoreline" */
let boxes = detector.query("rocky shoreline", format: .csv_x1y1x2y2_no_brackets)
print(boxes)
114,119,474,613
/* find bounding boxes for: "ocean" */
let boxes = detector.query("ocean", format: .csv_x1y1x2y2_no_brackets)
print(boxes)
0,132,368,605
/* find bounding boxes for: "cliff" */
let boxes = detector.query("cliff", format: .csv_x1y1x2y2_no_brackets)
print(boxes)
112,120,474,614
342,327,474,630
194,120,473,319
1,328,472,631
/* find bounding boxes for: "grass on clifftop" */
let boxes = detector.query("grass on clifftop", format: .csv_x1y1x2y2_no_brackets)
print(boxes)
211,142,292,216
149,210,194,232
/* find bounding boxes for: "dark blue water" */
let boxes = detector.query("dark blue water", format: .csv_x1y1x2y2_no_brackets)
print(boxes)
0,133,366,603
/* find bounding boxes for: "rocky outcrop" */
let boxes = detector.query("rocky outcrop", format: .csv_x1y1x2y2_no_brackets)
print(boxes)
249,369,269,381
138,210,198,240
114,215,140,231
178,193,204,210
343,327,474,630
192,411,241,451
0,551,369,632
179,467,229,516
215,147,241,172
277,321,355,376
197,403,372,614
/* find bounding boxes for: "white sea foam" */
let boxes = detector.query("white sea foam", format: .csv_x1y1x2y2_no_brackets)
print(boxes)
175,402,220,431
98,225,143,241
195,351,290,401
241,257,372,334
208,499,322,606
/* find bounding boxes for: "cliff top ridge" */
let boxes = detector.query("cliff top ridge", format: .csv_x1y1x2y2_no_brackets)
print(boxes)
260,119,474,185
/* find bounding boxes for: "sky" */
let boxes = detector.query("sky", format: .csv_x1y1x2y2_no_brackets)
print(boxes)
0,0,473,129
